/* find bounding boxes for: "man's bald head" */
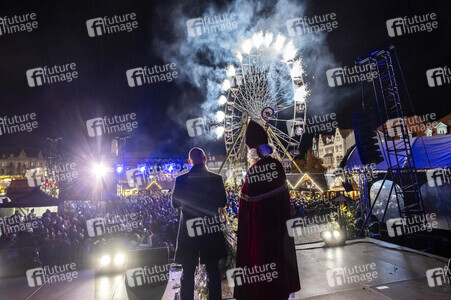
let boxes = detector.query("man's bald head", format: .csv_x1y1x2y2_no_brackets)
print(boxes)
189,147,207,165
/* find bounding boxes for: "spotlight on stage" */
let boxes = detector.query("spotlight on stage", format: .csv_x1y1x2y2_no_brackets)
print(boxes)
321,229,346,247
100,255,111,266
114,253,126,265
92,163,107,178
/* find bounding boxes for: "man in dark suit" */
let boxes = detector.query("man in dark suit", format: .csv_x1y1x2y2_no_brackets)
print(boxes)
172,148,227,300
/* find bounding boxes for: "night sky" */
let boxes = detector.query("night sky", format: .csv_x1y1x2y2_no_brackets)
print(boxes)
0,0,449,159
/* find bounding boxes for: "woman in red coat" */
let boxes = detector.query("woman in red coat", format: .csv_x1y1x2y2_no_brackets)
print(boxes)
233,120,301,300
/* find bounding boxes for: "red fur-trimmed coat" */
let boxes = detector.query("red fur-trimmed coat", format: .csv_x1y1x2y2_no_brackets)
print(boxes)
234,156,301,300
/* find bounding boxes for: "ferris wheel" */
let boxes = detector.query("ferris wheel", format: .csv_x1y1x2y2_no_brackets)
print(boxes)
216,31,309,178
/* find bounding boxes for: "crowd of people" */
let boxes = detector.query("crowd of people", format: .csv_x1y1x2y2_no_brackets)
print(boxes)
0,189,246,275
0,191,180,275
0,187,335,277
290,195,334,218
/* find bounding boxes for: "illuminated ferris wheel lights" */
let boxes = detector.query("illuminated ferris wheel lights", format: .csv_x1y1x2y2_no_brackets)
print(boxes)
236,51,243,62
226,65,236,77
263,32,273,47
274,34,286,52
218,95,227,105
222,79,231,91
283,40,297,62
252,31,264,48
215,126,225,139
215,111,225,122
294,85,308,103
241,39,252,54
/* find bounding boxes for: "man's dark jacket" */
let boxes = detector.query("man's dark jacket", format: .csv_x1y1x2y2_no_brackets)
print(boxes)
171,164,227,264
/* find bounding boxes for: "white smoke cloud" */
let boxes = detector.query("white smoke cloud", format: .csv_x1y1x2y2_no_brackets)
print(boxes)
154,0,354,138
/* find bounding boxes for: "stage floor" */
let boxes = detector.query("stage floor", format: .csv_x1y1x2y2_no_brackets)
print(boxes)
0,238,449,300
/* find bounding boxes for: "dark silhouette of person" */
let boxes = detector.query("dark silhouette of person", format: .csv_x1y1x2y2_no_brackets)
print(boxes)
172,148,227,300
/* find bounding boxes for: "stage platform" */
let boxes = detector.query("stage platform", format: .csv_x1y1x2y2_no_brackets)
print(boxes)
0,238,449,300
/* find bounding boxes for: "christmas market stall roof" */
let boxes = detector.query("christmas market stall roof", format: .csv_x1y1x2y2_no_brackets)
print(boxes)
0,180,60,208
289,173,329,193
286,173,303,189
344,135,451,170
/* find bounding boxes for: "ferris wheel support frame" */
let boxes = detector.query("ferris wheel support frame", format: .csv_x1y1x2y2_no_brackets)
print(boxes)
218,121,248,175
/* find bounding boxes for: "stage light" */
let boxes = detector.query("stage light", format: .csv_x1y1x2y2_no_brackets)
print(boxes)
114,253,126,265
321,230,346,247
323,231,332,240
116,165,123,173
92,163,107,177
100,255,111,266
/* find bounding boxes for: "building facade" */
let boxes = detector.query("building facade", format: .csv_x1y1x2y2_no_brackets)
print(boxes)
312,128,355,169
0,149,46,176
